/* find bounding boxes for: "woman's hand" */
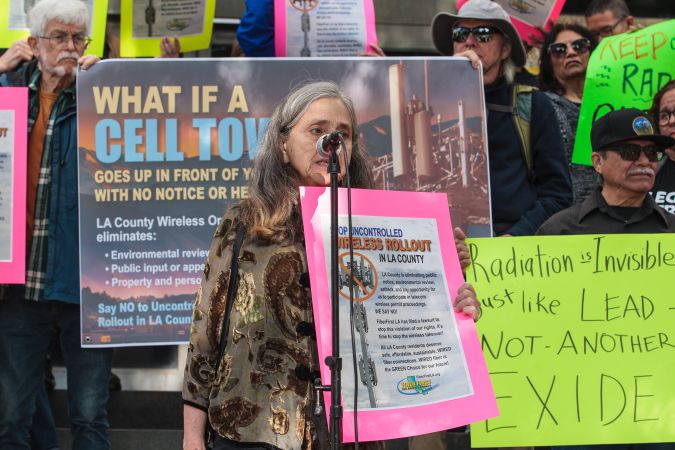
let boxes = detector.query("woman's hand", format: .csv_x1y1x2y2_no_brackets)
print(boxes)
360,43,385,57
160,36,181,58
78,55,100,71
454,282,481,321
454,227,470,271
183,404,207,450
183,436,206,450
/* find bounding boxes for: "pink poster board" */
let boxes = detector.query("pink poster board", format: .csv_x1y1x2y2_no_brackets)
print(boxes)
457,0,566,45
0,87,28,283
274,0,378,57
300,187,497,442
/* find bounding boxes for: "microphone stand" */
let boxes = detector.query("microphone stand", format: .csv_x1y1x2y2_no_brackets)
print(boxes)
315,148,343,450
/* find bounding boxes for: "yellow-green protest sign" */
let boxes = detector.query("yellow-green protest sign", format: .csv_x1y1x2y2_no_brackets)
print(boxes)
467,234,675,447
572,20,675,166
0,0,108,57
119,0,216,57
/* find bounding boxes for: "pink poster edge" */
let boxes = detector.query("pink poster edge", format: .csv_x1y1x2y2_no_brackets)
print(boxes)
363,0,379,50
275,0,378,56
456,0,565,45
0,87,28,283
274,0,287,56
300,186,498,442
503,0,566,45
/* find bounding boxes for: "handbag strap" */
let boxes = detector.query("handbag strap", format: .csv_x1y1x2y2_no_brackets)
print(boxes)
213,221,246,379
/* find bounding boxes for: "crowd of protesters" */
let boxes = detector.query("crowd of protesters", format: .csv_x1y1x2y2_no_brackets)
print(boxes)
0,0,673,449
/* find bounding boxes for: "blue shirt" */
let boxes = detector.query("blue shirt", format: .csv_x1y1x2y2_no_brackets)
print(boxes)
237,0,275,57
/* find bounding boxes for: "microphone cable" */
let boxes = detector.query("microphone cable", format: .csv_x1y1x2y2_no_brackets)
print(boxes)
338,134,360,449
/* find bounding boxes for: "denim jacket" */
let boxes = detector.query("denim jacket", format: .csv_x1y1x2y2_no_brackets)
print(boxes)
0,60,80,304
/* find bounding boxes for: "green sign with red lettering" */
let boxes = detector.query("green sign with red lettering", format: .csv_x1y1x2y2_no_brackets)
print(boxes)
467,234,675,447
573,20,674,165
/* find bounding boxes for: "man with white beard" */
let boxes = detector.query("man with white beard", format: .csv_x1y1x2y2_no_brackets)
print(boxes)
537,109,675,235
0,0,112,448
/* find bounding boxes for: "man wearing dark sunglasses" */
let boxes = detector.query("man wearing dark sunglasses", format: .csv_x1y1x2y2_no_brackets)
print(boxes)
584,0,636,41
537,109,675,235
429,0,572,239
417,4,571,448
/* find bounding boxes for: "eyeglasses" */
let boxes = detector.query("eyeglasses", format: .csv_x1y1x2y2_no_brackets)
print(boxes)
548,38,592,58
607,144,664,162
658,109,675,124
38,32,91,49
592,15,626,39
451,26,500,44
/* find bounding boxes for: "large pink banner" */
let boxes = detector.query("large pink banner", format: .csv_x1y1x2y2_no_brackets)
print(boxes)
300,187,497,442
0,87,28,283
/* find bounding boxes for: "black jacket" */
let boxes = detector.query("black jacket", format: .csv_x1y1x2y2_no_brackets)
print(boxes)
485,78,572,236
536,189,675,235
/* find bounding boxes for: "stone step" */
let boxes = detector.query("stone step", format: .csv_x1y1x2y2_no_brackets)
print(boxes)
48,390,182,429
57,428,182,450
55,431,472,450
49,390,483,449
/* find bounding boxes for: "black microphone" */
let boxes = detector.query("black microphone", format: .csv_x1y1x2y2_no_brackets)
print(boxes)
315,131,343,158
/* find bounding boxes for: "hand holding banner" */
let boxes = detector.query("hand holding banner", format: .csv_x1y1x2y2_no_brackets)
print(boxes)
120,0,216,57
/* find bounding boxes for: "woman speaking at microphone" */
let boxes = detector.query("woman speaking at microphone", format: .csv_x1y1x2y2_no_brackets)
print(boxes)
181,80,372,450
181,80,482,450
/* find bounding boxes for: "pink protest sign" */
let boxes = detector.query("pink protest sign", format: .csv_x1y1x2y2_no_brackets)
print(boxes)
0,87,28,283
274,0,378,57
300,187,498,442
457,0,566,45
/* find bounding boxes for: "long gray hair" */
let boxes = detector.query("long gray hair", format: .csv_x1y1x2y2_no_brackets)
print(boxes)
239,80,373,243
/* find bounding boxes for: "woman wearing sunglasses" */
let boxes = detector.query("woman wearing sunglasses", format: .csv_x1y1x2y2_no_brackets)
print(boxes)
649,80,675,214
539,23,601,205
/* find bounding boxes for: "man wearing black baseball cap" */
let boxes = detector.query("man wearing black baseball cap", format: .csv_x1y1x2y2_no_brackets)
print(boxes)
537,108,675,235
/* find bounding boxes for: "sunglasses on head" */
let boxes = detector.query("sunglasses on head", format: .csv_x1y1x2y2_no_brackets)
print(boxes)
549,38,591,57
607,144,664,162
452,26,500,44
